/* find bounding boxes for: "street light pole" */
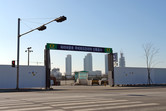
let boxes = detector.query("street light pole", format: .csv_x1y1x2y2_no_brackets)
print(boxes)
25,47,33,66
16,18,20,90
16,16,67,90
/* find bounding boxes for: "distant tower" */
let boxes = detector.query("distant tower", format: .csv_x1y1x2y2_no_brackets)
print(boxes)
84,53,93,71
119,52,125,67
66,55,72,75
105,54,108,75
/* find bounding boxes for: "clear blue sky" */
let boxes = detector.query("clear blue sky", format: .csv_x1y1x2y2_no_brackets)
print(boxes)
0,0,166,74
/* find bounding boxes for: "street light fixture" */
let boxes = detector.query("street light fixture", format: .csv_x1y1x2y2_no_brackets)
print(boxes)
55,16,67,22
25,47,33,66
16,16,67,90
37,25,47,31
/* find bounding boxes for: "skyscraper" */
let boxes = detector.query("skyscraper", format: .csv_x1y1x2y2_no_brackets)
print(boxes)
119,52,126,67
66,55,72,75
105,54,108,75
84,53,93,72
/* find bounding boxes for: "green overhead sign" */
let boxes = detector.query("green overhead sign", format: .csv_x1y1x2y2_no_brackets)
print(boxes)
46,43,112,53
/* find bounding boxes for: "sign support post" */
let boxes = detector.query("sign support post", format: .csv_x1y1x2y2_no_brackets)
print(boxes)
108,53,114,87
44,45,51,89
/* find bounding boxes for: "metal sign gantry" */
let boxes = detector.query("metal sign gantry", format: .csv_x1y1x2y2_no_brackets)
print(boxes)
44,43,114,89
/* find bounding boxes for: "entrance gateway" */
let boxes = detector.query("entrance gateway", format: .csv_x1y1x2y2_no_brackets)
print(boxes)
44,43,114,89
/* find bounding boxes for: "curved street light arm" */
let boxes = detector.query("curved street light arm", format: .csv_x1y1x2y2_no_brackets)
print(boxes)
19,18,58,37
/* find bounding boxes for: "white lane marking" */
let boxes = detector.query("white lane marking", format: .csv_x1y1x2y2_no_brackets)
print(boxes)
0,99,107,107
43,98,115,105
76,103,159,111
0,104,48,110
34,98,113,103
0,98,114,108
0,102,34,107
47,109,65,111
3,106,52,111
52,99,128,107
63,101,142,109
0,107,9,110
0,100,20,103
20,95,86,101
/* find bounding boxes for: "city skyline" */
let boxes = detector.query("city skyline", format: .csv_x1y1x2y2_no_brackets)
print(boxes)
56,53,120,75
1,0,166,72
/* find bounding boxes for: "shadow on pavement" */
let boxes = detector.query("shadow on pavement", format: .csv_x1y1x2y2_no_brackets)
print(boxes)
104,86,166,91
0,88,67,93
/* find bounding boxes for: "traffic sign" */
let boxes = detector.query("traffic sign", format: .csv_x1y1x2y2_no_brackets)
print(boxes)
46,43,112,53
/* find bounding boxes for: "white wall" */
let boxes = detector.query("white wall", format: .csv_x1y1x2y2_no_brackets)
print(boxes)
1,65,165,88
153,68,166,84
0,65,17,89
114,67,166,85
0,65,45,89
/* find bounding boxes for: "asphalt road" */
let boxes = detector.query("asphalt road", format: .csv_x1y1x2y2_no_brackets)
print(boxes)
0,86,166,111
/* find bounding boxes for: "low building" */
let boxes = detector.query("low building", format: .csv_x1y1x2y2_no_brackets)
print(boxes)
74,71,88,85
51,68,62,80
88,70,102,79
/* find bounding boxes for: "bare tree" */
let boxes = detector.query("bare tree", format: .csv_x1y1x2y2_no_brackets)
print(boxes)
143,43,159,85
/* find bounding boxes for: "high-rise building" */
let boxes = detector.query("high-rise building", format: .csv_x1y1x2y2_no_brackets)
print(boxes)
65,55,72,75
84,53,93,72
119,52,126,67
105,54,108,75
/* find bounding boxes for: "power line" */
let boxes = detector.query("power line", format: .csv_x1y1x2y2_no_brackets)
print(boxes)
21,21,33,30
21,17,56,20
